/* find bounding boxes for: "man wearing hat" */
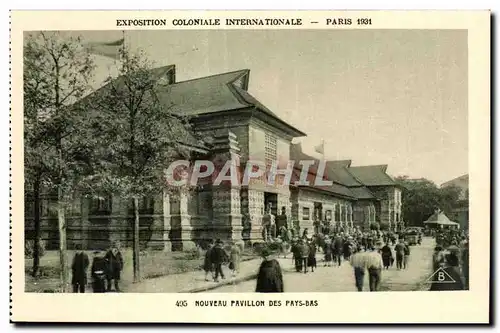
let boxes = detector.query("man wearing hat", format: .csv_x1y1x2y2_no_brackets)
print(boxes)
210,239,228,282
105,242,124,292
71,244,89,293
91,250,107,293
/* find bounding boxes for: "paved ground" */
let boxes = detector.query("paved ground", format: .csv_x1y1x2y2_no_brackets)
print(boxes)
206,237,435,293
127,237,435,293
127,256,271,293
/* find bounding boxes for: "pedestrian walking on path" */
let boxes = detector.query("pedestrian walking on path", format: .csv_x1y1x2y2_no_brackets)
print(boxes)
299,239,310,273
307,240,317,272
343,237,354,261
323,236,333,267
105,242,124,292
229,241,241,277
90,250,107,293
255,249,284,293
332,235,343,266
210,239,228,282
350,246,367,291
203,239,215,281
71,244,89,293
432,245,446,272
291,238,302,272
394,240,405,270
380,243,393,270
365,247,384,292
403,242,411,269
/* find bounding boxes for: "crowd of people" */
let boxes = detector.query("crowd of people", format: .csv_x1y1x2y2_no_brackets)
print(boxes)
256,225,419,292
70,242,124,293
430,228,469,291
202,239,242,282
201,238,286,293
300,228,415,291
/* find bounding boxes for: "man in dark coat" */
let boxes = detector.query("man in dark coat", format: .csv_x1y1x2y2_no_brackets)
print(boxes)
91,251,107,293
255,249,284,293
291,239,302,272
332,235,343,266
380,243,393,270
105,243,124,292
276,206,288,231
71,244,89,293
210,239,228,282
343,237,354,261
203,239,215,281
307,240,317,272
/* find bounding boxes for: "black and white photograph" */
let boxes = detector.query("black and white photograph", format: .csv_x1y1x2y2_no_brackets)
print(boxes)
22,28,471,294
10,10,490,324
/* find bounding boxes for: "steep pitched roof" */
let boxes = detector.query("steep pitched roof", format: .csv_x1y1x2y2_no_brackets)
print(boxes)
157,69,250,116
325,160,376,199
348,187,376,200
289,143,356,199
290,169,356,199
156,69,305,137
325,162,361,187
347,165,397,187
74,65,208,152
424,211,458,225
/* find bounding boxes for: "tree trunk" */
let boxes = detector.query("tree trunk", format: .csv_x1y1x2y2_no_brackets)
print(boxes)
132,197,140,283
57,187,69,292
32,176,41,277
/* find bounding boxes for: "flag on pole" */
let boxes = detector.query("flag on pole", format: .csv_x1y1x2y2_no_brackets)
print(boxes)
314,140,325,155
84,38,125,60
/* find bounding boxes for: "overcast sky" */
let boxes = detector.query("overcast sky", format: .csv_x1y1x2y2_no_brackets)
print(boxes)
68,29,468,185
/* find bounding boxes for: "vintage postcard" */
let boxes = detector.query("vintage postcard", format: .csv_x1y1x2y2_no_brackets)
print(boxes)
10,10,490,323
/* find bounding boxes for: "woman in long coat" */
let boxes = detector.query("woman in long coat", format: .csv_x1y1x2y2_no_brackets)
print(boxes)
307,241,317,272
255,249,284,293
323,237,333,267
229,242,241,277
380,243,393,270
291,239,302,272
203,240,215,281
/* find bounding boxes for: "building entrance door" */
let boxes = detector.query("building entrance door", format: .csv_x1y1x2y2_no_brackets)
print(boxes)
264,192,278,216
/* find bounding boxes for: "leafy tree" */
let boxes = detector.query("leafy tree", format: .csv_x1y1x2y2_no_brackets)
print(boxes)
395,177,440,226
395,176,464,227
83,46,194,282
439,185,463,216
24,32,94,288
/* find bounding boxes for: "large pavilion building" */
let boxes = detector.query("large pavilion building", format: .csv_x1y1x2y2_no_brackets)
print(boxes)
25,65,403,251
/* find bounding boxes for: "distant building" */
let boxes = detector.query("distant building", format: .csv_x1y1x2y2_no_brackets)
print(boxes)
441,174,469,230
25,65,403,251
